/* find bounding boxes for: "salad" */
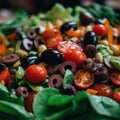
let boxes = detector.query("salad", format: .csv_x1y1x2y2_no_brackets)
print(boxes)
0,3,120,120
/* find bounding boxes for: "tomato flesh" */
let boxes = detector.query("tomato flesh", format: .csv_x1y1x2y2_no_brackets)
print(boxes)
110,72,120,87
25,65,47,84
112,91,120,103
74,70,94,89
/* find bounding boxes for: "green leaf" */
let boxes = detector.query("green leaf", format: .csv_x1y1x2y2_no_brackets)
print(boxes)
63,69,74,89
33,88,59,120
0,84,8,94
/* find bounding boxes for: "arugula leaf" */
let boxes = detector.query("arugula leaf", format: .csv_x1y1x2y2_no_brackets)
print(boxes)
63,69,74,89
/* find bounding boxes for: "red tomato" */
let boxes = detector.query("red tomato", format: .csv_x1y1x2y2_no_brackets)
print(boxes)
74,70,94,89
46,35,63,49
93,24,107,36
92,84,113,98
25,65,47,84
0,68,10,85
110,72,120,87
24,91,37,113
112,90,120,103
57,41,83,54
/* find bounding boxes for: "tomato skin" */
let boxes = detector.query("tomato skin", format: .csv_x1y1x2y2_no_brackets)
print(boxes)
74,70,94,89
25,65,47,84
92,84,113,98
24,91,37,113
93,24,107,36
112,91,120,103
0,68,10,85
64,49,87,66
110,72,120,87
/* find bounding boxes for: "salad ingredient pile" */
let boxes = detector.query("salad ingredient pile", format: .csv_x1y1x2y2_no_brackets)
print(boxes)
0,3,120,120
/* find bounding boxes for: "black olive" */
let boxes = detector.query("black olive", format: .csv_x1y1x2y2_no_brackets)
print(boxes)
82,58,94,70
33,38,44,50
104,57,114,69
94,67,109,82
83,45,96,58
63,84,77,95
16,86,28,98
59,61,77,75
41,49,63,64
0,64,6,72
1,53,20,65
26,30,37,39
47,64,61,75
48,74,63,88
94,19,104,25
21,55,41,68
21,38,33,51
83,31,98,46
60,21,77,34
80,12,95,26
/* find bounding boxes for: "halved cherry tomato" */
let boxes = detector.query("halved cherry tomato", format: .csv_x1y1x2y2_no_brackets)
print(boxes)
45,34,63,49
42,28,63,49
112,90,120,103
74,70,94,89
0,68,10,85
24,91,37,113
25,65,47,84
92,84,113,98
110,72,120,87
93,24,107,36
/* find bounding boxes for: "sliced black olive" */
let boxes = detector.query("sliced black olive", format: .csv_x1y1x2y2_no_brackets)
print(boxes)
21,55,41,68
104,57,113,69
47,64,61,75
80,12,95,26
26,30,37,39
21,38,33,51
60,21,77,33
41,49,63,64
33,38,44,49
83,45,96,58
83,31,98,46
1,53,20,65
82,58,94,70
16,86,28,98
0,63,6,72
59,61,77,75
94,67,109,82
63,84,77,95
48,74,63,88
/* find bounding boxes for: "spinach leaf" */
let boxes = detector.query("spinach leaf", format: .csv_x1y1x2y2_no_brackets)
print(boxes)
63,69,74,89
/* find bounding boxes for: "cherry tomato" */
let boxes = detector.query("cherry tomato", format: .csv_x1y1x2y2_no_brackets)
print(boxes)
112,90,120,103
24,91,37,113
42,28,63,49
57,41,85,66
92,84,113,98
74,70,94,89
0,68,10,85
25,65,47,84
57,41,83,54
46,34,63,49
93,24,107,36
110,72,120,87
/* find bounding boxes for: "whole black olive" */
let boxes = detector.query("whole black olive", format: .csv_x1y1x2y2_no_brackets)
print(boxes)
59,61,77,75
16,86,28,98
21,55,41,68
80,12,95,26
83,45,96,58
94,19,104,25
60,21,77,34
83,31,98,46
0,64,6,72
41,49,63,64
48,74,63,88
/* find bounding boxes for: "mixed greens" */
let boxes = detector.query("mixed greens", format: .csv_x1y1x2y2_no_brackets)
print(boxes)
0,3,120,120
